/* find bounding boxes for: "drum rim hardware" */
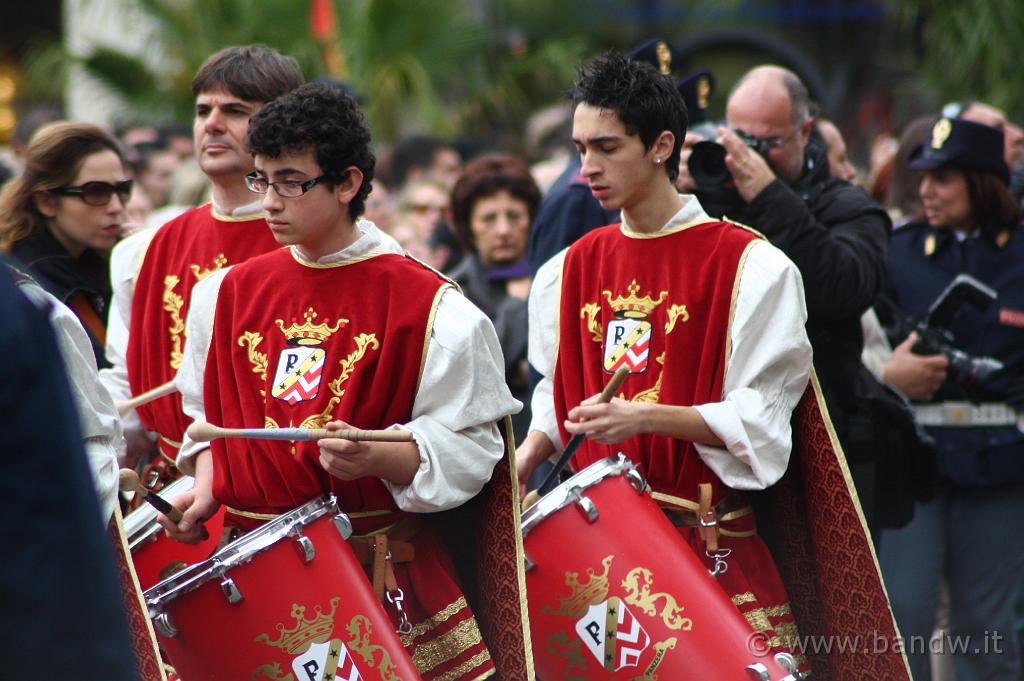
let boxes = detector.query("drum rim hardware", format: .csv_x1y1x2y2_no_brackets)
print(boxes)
521,453,648,538
145,494,352,634
745,651,804,680
124,476,197,551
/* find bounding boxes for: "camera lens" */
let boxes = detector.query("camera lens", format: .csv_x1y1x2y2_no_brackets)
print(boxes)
688,141,731,188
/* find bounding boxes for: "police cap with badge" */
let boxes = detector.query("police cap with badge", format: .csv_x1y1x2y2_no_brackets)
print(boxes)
910,116,1009,185
626,38,717,136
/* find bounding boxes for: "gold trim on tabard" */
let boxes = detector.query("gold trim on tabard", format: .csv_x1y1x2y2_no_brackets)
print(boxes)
417,283,451,396
807,370,914,679
209,203,265,222
159,434,182,448
112,504,169,681
409,617,487,675
289,246,392,269
434,650,493,681
224,506,279,521
724,238,759,397
504,414,537,680
401,597,471,645
619,217,709,239
732,591,757,607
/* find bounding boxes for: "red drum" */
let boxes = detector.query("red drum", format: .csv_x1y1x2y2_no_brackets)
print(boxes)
145,495,423,681
523,455,800,681
124,476,226,590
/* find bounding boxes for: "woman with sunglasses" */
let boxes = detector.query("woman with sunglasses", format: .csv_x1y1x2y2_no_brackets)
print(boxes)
0,121,132,366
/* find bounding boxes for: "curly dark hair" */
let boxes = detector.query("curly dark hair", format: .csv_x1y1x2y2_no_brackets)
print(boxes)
246,82,375,219
449,153,541,254
569,52,688,183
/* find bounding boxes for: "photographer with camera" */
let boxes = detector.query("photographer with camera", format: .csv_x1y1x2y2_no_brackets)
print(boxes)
877,116,1024,681
687,66,902,533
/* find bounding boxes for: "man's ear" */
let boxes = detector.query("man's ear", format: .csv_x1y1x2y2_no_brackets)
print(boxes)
800,116,815,145
334,167,365,207
653,130,676,163
33,191,58,218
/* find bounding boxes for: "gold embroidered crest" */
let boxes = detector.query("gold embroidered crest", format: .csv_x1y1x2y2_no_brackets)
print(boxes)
190,253,228,281
162,275,186,370
602,280,668,374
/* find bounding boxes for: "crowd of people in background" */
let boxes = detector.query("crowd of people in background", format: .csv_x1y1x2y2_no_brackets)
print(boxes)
2,36,1024,681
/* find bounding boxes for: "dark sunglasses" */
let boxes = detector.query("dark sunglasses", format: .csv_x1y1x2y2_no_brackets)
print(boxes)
52,179,133,207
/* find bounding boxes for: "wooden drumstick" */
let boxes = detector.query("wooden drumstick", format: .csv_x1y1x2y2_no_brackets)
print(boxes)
522,366,630,510
186,421,415,444
116,380,177,417
118,469,184,523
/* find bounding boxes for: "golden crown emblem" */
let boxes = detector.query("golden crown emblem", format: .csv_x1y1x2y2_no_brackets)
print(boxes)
275,307,348,346
254,596,339,655
603,279,668,319
190,253,228,282
543,555,614,619
931,118,953,150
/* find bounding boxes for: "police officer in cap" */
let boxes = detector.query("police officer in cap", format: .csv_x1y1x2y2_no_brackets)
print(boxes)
878,116,1024,681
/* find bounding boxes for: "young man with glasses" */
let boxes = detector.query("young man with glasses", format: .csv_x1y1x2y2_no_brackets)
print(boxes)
713,65,897,533
161,82,526,681
101,45,303,470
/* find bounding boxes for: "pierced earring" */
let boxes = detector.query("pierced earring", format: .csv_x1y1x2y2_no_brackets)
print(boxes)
654,158,662,165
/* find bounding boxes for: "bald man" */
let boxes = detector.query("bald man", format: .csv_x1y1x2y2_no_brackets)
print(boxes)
708,65,912,533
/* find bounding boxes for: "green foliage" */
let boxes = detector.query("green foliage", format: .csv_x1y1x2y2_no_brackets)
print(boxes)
892,0,1024,115
21,0,586,147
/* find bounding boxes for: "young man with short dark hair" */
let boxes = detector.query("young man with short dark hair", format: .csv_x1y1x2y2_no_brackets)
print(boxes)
164,82,523,681
517,51,813,668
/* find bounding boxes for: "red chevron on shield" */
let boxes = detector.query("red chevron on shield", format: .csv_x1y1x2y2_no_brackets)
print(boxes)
604,318,652,373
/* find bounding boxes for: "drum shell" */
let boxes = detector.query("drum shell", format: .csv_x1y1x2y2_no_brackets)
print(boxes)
524,466,789,680
149,508,422,681
125,479,226,590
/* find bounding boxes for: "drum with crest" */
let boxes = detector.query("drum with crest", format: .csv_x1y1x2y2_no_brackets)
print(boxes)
144,495,422,681
522,454,801,680
124,475,227,590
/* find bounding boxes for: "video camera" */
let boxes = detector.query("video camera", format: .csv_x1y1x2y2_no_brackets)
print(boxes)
911,274,1004,389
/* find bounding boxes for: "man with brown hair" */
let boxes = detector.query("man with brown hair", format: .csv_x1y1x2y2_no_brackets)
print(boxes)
101,45,304,471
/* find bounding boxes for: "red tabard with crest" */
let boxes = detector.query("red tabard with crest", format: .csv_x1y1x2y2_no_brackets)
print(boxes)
554,220,755,494
204,246,495,681
127,204,279,458
554,220,806,669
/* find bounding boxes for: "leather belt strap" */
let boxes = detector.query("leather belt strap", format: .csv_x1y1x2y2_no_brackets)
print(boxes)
349,515,421,602
912,401,1019,427
697,483,719,553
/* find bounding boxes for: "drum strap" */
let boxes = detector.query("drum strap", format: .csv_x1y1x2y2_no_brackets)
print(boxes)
350,515,421,602
697,483,720,552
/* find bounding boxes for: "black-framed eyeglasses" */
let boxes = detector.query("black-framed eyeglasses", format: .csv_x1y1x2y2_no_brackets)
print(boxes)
245,172,329,198
732,127,799,156
52,180,133,207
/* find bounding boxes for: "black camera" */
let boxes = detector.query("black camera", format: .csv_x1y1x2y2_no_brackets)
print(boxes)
687,131,770,189
911,274,1004,389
